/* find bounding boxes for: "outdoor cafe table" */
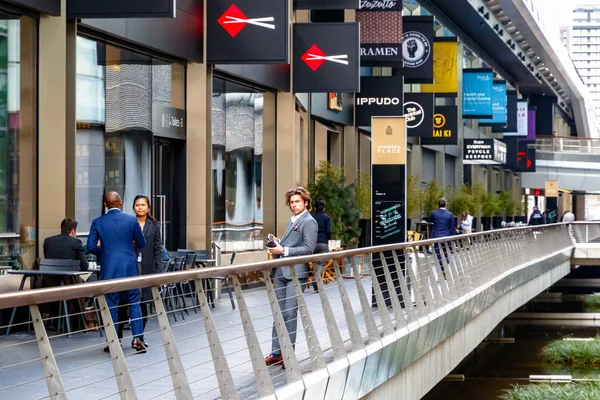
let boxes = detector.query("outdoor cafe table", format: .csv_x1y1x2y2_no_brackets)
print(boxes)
5,270,88,336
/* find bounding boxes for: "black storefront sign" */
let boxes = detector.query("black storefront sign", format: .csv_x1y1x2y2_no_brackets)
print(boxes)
357,0,403,65
463,139,506,164
492,90,518,133
68,0,175,18
293,23,360,93
355,76,403,126
207,0,289,64
421,105,458,145
402,16,434,84
404,92,433,137
294,0,359,9
152,105,185,139
11,0,60,15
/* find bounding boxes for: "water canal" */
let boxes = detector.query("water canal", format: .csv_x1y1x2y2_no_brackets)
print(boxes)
424,267,600,400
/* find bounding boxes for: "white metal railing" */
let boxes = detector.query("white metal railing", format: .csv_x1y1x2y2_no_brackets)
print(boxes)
0,224,578,399
535,136,600,154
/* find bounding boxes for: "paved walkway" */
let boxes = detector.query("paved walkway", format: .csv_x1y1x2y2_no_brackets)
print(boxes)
0,276,382,400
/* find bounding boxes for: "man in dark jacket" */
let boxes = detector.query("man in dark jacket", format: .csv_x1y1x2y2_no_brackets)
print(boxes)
43,218,88,271
528,206,545,226
430,198,456,271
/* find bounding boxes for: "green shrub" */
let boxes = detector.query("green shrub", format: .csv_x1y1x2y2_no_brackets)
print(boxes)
502,382,600,400
423,179,444,217
541,337,600,366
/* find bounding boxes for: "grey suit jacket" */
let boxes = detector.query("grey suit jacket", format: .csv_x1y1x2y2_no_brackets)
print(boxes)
276,211,318,280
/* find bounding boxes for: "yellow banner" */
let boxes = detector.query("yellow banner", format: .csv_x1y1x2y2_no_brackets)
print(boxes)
420,40,458,93
545,180,558,197
372,117,406,165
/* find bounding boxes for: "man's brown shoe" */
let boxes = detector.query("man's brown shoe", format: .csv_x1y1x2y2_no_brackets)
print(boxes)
132,338,147,353
264,354,284,368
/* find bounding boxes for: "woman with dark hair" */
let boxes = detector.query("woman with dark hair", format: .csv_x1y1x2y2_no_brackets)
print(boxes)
133,195,163,347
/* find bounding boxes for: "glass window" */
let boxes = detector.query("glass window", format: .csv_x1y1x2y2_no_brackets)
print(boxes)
212,78,267,253
0,16,36,268
76,37,185,233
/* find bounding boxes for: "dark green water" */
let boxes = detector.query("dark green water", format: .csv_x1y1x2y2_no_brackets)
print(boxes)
423,296,600,400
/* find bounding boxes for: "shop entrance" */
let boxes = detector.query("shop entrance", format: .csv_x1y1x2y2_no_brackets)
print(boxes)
153,137,186,251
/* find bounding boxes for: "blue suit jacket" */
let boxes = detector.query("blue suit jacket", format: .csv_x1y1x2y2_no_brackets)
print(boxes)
87,209,146,281
430,208,456,239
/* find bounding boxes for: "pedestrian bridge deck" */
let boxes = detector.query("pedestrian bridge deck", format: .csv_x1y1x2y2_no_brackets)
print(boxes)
0,223,593,400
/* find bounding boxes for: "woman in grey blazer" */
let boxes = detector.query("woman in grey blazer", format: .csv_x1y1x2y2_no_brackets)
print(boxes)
133,195,163,346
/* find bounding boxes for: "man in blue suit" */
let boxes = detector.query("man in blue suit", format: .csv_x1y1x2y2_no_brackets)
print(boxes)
87,192,147,353
430,198,456,271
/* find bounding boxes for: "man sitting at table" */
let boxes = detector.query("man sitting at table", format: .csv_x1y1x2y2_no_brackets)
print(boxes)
43,218,88,271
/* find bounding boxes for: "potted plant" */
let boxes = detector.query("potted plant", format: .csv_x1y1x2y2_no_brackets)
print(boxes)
498,190,517,223
469,180,486,231
354,171,371,247
309,161,362,248
423,179,444,220
481,192,500,231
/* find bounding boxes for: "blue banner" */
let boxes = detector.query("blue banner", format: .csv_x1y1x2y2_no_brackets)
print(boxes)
480,81,507,125
462,69,494,118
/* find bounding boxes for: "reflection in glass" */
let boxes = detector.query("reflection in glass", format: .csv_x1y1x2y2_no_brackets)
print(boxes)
212,79,264,252
75,37,183,234
0,17,37,268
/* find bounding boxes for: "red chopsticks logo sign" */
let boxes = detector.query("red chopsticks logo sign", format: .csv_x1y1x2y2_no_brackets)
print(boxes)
301,44,349,72
218,4,275,38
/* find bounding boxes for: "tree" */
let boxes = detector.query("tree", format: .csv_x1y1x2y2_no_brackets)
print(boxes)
308,162,362,248
447,184,475,217
407,175,423,219
498,190,517,217
423,179,444,217
354,171,371,219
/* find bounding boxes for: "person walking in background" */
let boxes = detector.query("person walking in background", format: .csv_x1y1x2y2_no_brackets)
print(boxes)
460,210,474,234
430,198,456,270
563,210,575,223
264,187,318,369
529,206,545,226
133,195,163,347
312,199,332,254
87,191,147,353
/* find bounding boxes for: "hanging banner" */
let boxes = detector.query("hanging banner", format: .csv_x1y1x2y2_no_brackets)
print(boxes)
404,92,434,138
295,0,360,9
420,38,458,94
528,108,537,140
371,116,406,246
462,69,494,119
68,0,175,18
421,105,458,145
293,23,360,93
492,90,518,133
479,81,507,126
207,0,289,64
545,180,559,197
357,0,403,65
402,16,434,84
355,76,403,126
463,138,506,165
503,100,528,137
503,138,536,172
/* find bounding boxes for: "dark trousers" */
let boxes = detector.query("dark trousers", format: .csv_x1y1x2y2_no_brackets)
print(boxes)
106,289,143,338
434,242,451,271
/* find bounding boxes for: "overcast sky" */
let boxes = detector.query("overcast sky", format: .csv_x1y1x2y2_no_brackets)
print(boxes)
543,0,599,27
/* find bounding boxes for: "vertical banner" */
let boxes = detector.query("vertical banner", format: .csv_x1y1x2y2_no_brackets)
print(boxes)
421,105,458,145
371,116,406,246
528,108,537,140
357,0,403,65
503,100,528,136
402,16,434,84
545,180,559,197
462,68,494,119
371,116,406,308
420,38,458,94
404,92,434,137
479,81,507,126
492,90,517,133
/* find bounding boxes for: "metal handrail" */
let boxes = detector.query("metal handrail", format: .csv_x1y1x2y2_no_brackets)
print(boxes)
0,223,573,309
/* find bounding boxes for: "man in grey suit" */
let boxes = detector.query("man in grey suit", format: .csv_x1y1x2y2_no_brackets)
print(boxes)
265,187,318,368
